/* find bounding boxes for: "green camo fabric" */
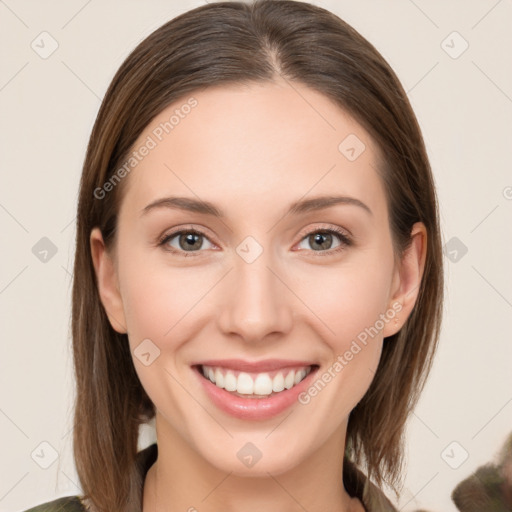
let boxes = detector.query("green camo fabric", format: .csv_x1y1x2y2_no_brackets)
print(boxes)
21,496,86,512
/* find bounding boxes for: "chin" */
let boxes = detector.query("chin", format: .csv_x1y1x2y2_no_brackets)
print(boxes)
197,437,307,478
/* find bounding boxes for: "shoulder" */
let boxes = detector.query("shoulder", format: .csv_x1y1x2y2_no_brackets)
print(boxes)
20,496,87,512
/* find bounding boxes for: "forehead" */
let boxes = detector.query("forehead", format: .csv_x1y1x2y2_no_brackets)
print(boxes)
118,80,386,221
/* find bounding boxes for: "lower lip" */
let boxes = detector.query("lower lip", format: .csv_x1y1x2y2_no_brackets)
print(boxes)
193,365,319,421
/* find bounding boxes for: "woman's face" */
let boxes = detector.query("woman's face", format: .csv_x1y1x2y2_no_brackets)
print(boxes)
91,80,424,476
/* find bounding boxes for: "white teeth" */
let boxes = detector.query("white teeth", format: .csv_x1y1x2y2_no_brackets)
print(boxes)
200,365,312,397
272,372,285,392
294,369,306,385
237,372,254,394
254,373,273,395
214,368,224,388
284,371,295,389
224,371,237,391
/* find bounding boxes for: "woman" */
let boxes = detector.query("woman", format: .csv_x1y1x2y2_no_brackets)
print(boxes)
23,1,443,511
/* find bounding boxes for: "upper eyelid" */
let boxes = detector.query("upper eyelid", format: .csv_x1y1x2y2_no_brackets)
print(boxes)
296,223,351,239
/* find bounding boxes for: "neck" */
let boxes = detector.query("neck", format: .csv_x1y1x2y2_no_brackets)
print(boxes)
143,413,363,512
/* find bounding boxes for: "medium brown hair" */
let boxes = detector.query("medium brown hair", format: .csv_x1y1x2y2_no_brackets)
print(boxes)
71,1,444,510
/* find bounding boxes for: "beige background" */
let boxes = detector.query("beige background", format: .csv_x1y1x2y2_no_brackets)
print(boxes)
1,1,511,511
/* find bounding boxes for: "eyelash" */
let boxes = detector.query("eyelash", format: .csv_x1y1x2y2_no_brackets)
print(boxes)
157,225,352,258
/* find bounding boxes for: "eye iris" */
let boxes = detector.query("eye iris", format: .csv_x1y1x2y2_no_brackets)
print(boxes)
179,232,202,251
310,232,332,250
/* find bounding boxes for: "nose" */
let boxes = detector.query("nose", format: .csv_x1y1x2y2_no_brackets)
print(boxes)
217,248,294,344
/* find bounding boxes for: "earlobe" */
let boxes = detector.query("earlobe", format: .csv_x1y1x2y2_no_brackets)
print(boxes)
89,227,128,334
383,222,427,337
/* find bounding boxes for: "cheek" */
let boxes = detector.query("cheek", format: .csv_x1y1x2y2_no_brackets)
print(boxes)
294,267,390,426
117,255,212,432
300,257,393,349
118,247,211,344
295,252,393,404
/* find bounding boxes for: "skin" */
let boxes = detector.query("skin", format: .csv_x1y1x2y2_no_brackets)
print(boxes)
90,79,426,512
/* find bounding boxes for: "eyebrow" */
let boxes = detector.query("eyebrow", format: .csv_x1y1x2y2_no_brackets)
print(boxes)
140,195,373,218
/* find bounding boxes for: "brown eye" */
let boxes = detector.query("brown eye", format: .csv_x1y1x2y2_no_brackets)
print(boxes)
308,232,335,251
296,227,351,255
159,229,214,255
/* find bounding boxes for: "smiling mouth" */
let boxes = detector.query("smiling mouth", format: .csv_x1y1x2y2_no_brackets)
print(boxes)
194,364,319,398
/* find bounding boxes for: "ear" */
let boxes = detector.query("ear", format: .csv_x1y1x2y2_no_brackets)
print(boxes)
90,227,127,334
383,222,427,337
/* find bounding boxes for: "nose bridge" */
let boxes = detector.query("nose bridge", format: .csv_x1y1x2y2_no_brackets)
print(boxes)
217,239,293,342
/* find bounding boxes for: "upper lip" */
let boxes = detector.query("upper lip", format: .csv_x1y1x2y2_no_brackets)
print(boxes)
192,359,317,373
